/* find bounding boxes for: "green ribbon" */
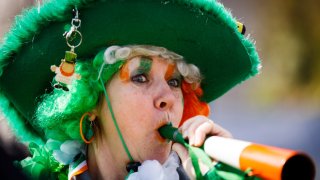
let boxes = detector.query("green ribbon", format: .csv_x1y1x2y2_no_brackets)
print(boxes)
17,142,68,180
100,78,134,162
158,124,261,180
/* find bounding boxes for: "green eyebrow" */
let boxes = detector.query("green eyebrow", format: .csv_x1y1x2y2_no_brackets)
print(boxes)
137,57,152,74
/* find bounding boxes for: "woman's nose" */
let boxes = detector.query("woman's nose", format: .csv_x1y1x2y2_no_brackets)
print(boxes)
154,85,175,111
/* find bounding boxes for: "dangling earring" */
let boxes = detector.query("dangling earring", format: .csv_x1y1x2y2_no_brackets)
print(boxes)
80,112,95,144
50,8,82,91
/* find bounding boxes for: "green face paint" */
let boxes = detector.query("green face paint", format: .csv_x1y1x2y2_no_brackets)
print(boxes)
137,57,152,74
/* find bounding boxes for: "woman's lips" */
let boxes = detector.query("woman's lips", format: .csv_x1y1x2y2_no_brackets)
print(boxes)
155,115,172,143
155,130,166,143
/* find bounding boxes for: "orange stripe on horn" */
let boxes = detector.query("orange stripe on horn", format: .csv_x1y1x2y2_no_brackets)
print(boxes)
239,144,298,180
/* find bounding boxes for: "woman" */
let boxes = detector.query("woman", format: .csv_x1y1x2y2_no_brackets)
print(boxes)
77,45,233,179
0,0,260,179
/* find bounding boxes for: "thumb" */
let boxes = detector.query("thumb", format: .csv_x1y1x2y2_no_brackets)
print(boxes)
172,143,196,179
172,143,188,161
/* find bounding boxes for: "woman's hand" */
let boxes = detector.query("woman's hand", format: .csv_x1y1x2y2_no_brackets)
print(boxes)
172,115,232,179
179,115,232,146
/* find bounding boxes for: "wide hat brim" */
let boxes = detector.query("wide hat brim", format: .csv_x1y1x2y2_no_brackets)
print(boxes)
0,0,260,143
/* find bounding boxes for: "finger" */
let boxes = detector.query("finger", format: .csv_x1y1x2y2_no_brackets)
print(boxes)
199,160,210,175
172,143,189,161
184,117,207,145
172,143,195,179
180,115,205,133
179,119,194,139
210,123,233,138
179,116,197,135
193,121,214,146
186,122,203,145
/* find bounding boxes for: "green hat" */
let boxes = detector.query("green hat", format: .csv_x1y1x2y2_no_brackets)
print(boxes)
0,0,260,144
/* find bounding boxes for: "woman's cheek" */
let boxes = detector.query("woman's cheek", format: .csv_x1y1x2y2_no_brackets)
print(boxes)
174,100,184,127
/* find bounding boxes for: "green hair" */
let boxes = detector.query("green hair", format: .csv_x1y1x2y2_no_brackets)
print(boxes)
35,50,124,142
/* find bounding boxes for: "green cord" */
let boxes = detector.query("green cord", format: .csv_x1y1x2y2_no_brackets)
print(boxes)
187,144,203,180
125,169,134,180
100,78,134,162
185,143,213,180
159,124,213,179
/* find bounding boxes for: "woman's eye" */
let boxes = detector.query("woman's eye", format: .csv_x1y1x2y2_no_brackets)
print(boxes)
131,74,148,83
168,78,181,87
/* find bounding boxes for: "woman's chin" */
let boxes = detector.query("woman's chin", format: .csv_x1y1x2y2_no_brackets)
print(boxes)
138,133,172,163
149,145,171,163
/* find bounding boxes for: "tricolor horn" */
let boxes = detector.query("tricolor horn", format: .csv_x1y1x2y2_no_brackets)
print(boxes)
158,124,316,180
204,136,315,180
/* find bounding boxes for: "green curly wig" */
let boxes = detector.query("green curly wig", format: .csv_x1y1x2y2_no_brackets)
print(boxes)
35,51,124,142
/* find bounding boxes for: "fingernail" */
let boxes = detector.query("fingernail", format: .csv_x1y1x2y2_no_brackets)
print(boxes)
189,137,194,146
183,130,188,139
194,136,199,146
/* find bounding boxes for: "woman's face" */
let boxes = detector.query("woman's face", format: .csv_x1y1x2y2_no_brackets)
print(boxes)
98,56,184,163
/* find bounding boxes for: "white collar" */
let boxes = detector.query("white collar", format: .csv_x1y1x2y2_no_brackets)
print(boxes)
127,152,180,180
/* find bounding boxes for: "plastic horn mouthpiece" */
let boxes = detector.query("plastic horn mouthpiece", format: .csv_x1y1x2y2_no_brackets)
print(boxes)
158,123,185,144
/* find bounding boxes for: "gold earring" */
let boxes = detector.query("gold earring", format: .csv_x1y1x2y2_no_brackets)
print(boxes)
80,112,95,144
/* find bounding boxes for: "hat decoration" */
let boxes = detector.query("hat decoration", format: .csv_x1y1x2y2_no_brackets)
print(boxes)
51,8,82,91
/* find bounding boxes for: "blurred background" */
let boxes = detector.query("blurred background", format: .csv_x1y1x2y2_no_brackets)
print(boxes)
214,0,320,179
0,0,319,179
0,0,34,162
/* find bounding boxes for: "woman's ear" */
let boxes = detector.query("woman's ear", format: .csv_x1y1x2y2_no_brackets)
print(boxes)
89,109,99,121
